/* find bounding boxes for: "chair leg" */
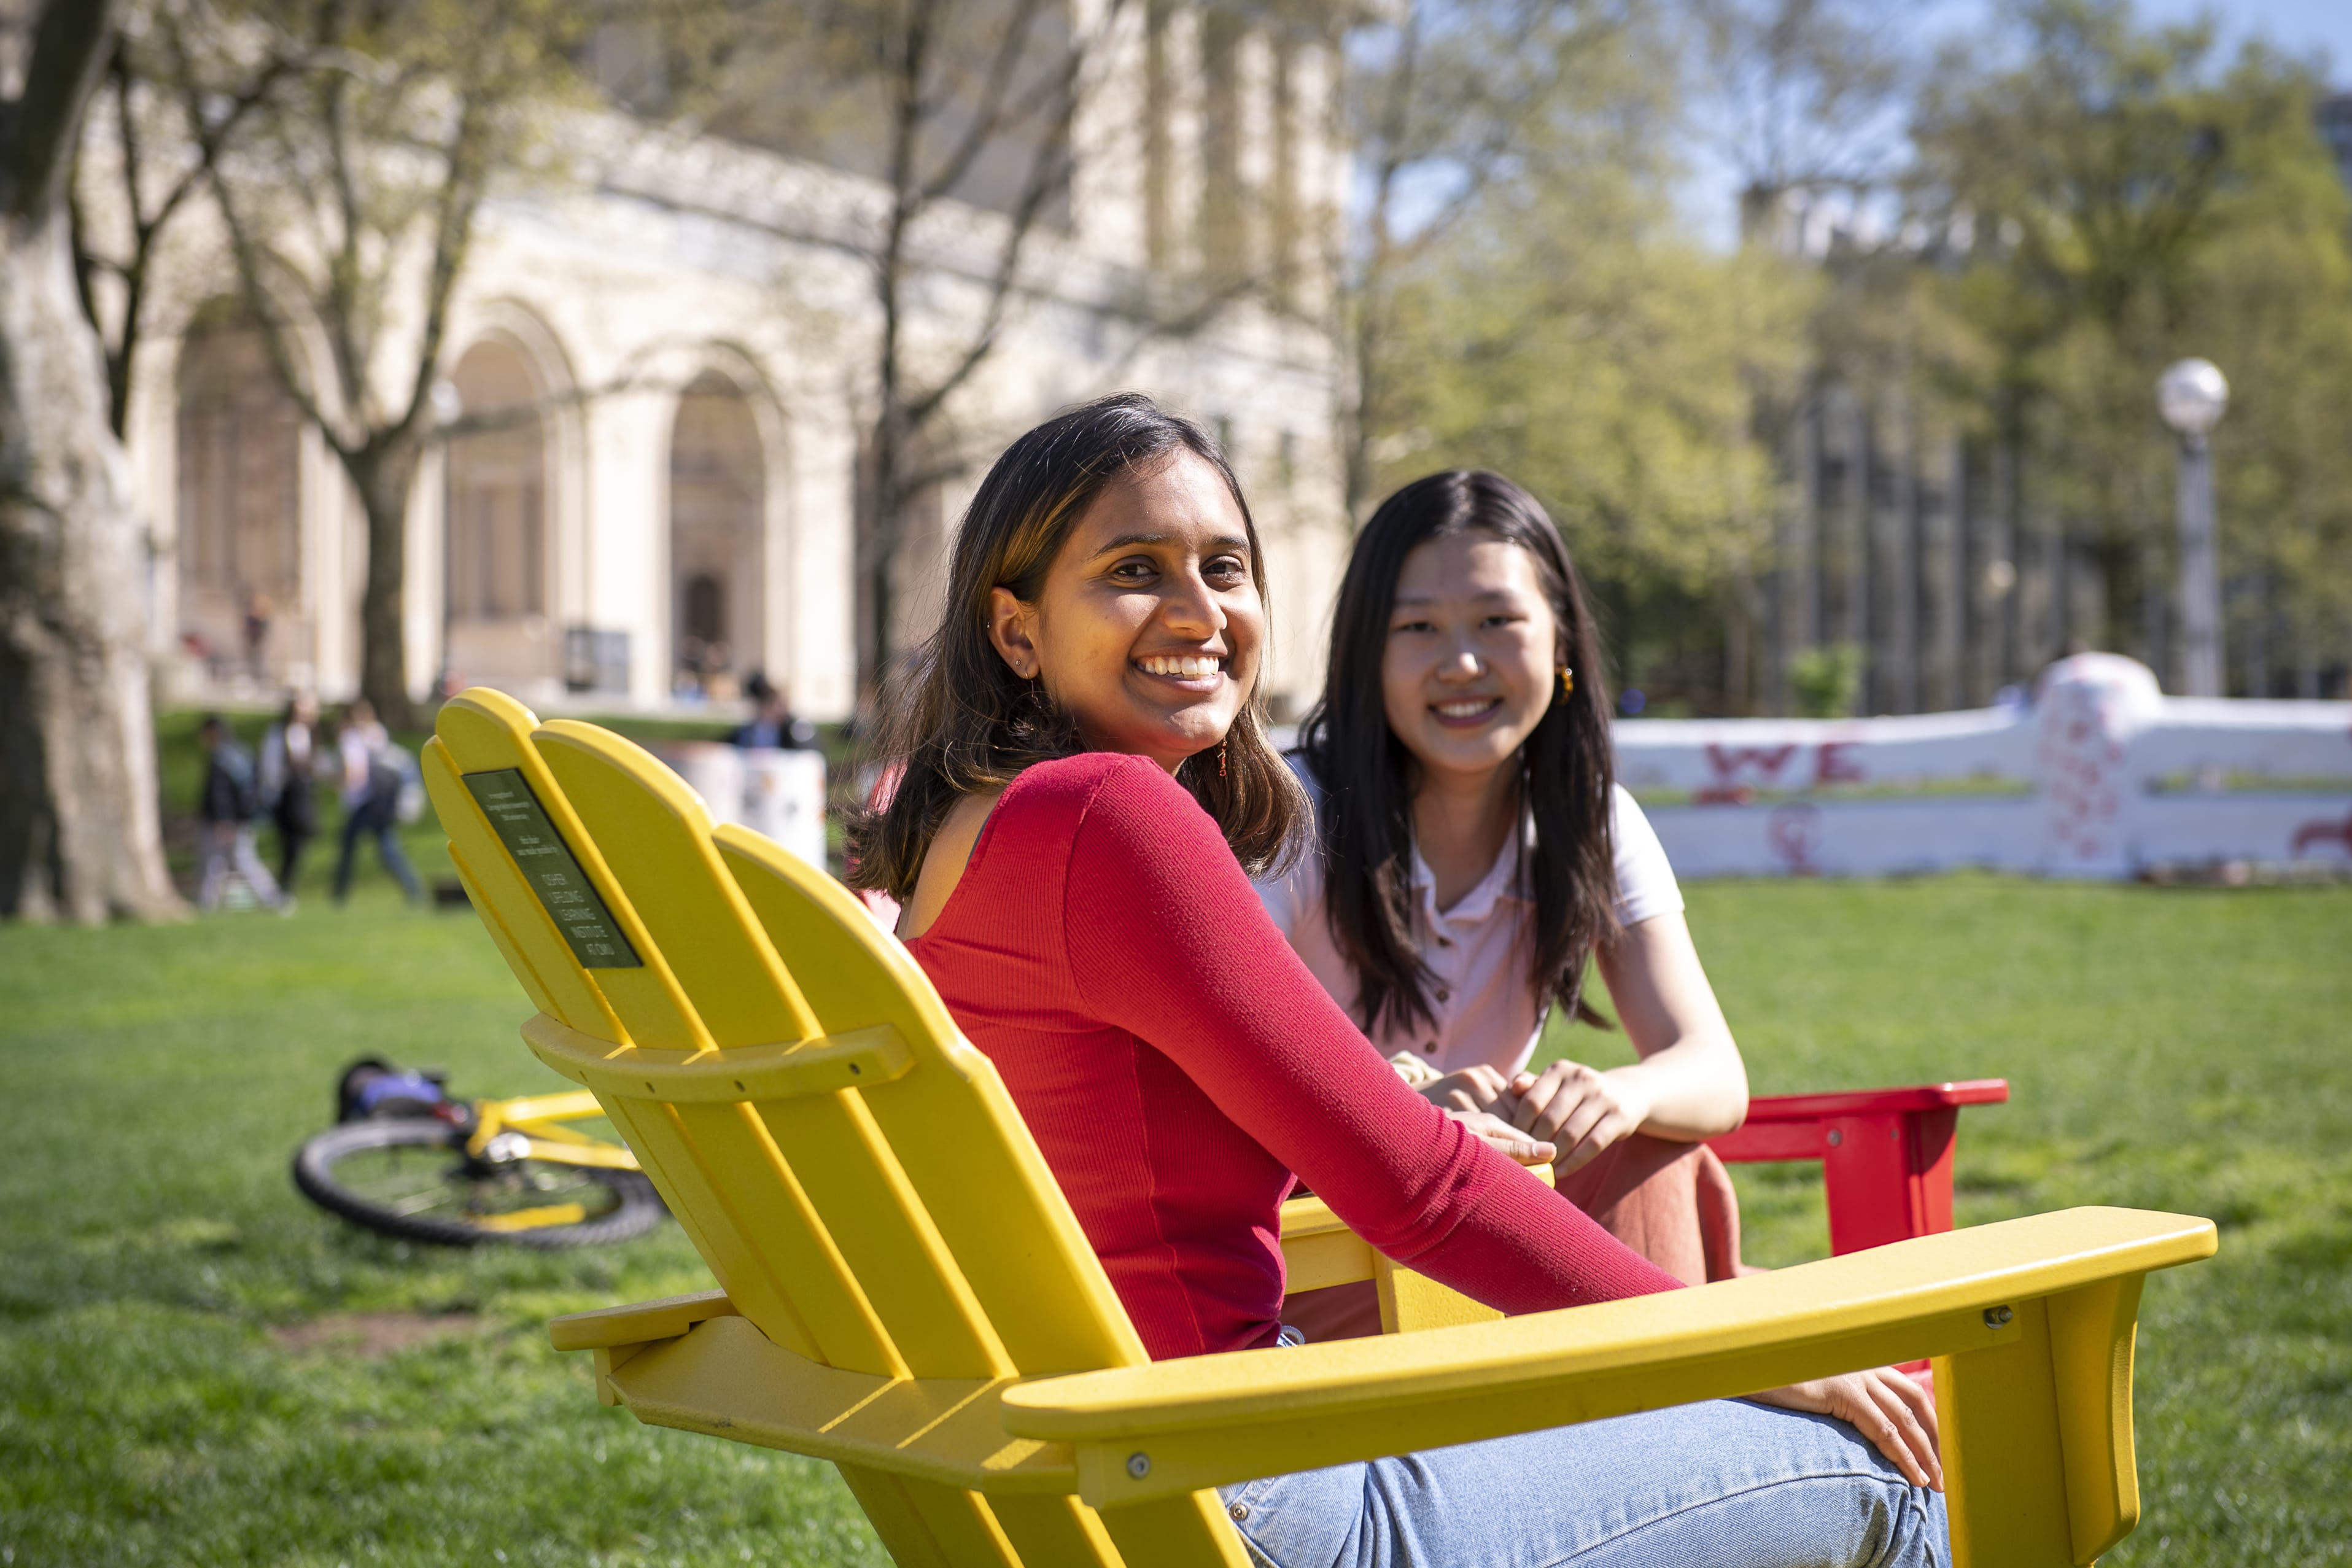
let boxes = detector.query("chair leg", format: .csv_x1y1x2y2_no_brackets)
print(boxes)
837,1465,955,1568
990,1494,1128,1568
1936,1300,2076,1567
898,1478,1025,1568
1094,1491,1254,1568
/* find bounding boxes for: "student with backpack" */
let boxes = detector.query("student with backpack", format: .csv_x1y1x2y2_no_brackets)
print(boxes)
258,691,325,893
195,713,288,912
330,699,424,905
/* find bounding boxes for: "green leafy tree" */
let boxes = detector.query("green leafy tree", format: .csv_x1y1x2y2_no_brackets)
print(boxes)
1912,0,2352,681
1367,99,1814,700
192,0,595,725
1339,0,1648,523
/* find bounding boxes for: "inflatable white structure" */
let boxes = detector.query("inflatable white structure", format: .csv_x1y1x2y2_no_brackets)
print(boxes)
660,743,829,871
1615,654,2352,880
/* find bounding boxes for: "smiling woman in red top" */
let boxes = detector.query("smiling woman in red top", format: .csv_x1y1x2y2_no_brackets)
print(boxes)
847,394,1947,1568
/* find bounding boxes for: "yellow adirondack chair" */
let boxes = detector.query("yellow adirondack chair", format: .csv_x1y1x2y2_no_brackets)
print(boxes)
421,689,2214,1568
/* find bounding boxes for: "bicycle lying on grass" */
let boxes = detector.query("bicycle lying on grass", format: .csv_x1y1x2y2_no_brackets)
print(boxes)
293,1058,666,1248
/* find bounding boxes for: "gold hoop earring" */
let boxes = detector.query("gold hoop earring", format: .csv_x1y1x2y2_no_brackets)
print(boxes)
1558,666,1574,701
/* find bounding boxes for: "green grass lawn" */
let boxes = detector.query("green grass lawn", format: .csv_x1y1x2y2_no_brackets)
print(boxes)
2,871,2345,1564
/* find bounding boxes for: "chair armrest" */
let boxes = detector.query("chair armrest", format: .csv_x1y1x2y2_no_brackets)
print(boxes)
1745,1079,2011,1122
549,1287,740,1351
1001,1206,2214,1509
1710,1079,2008,1165
551,1289,745,1407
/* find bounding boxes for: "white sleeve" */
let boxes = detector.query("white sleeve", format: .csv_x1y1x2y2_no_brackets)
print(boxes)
1251,753,1328,940
1610,784,1684,928
1252,862,1303,939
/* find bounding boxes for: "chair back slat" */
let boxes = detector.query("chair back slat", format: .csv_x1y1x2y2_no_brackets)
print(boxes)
431,693,705,1051
716,828,1150,1376
745,1088,1014,1380
422,739,624,1042
656,1098,908,1377
610,1098,828,1363
534,722,821,1049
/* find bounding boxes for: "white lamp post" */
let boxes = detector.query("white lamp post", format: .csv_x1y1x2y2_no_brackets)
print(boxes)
2156,357,2228,697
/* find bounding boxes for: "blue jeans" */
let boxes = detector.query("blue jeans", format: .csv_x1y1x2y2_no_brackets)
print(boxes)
1217,1399,1948,1567
333,793,422,902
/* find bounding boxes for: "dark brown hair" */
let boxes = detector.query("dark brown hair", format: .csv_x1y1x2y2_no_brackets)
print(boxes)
848,394,1302,899
1298,469,1618,1039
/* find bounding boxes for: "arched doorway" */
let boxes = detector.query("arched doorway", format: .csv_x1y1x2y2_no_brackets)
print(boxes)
176,311,305,690
669,374,764,698
443,340,553,690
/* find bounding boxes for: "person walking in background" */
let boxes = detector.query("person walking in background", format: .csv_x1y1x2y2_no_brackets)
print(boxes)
242,591,273,682
195,714,287,912
731,671,816,749
332,699,422,905
258,691,323,895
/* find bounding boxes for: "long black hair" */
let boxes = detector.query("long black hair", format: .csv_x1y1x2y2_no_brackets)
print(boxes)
1298,470,1617,1040
848,394,1303,899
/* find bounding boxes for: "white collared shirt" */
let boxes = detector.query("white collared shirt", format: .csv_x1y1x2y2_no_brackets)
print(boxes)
1252,775,1682,1077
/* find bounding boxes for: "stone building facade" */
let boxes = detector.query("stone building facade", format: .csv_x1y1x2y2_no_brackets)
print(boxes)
103,2,1351,722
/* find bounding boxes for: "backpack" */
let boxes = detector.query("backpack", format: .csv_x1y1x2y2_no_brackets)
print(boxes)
388,744,425,825
214,744,262,821
369,743,427,825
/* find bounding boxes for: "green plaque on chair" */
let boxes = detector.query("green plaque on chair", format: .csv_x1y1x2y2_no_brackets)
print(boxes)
462,769,643,969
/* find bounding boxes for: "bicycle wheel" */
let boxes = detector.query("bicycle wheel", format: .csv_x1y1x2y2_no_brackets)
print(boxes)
292,1119,667,1248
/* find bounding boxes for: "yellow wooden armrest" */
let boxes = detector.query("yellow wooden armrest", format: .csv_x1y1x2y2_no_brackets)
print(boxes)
550,1289,742,1403
1003,1206,2214,1519
520,1012,913,1101
564,1312,1082,1494
550,1287,740,1352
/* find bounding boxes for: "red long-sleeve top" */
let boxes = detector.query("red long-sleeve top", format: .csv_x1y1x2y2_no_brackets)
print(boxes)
905,751,1684,1360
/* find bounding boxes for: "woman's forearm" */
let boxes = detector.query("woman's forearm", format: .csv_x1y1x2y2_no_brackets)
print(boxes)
1593,912,1748,1140
1605,1030,1747,1140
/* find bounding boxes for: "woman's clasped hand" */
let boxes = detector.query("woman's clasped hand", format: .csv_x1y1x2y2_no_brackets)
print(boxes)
1426,1061,1656,1178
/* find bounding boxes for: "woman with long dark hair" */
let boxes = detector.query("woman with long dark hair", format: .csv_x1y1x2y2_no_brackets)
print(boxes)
851,394,1944,1567
1259,470,1753,1316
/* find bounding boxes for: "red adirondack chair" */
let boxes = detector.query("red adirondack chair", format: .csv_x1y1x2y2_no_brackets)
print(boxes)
1706,1079,2011,1255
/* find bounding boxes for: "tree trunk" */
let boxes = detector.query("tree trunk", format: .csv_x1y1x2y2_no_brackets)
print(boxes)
0,211,180,921
349,440,419,728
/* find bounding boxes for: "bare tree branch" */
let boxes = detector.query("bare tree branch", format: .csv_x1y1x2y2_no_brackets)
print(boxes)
914,0,1047,206
391,93,492,449
69,15,292,434
2,0,124,219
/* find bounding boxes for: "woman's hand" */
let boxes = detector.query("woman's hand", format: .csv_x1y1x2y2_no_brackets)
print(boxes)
1504,1061,1653,1176
1444,1106,1554,1166
1418,1064,1512,1116
1749,1368,1943,1491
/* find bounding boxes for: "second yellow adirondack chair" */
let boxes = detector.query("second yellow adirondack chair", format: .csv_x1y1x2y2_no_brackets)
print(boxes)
421,688,2213,1568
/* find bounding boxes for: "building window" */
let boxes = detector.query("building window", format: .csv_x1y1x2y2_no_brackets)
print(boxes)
176,315,303,681
445,340,546,624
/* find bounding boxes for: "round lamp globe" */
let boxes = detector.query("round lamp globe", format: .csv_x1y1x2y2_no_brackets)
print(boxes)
2156,358,2229,438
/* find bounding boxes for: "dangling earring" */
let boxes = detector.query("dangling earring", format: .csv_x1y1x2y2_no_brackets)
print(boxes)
1558,666,1575,701
1218,739,1228,778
